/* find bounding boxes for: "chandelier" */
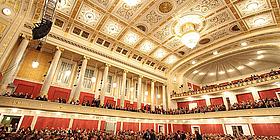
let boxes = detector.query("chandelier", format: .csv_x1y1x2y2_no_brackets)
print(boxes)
173,15,204,49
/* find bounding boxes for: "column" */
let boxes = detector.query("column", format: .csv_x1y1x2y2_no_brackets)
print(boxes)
162,85,167,110
120,121,123,131
0,38,29,92
30,115,38,130
68,117,74,129
100,64,110,106
120,70,127,107
151,80,155,111
40,47,62,96
70,56,88,102
137,76,142,109
98,120,101,130
251,90,260,101
205,97,211,106
130,77,134,103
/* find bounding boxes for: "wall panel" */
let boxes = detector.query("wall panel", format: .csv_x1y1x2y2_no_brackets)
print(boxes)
34,117,70,129
252,123,280,136
20,115,33,128
72,119,98,130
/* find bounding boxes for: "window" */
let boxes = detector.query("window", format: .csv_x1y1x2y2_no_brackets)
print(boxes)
56,61,74,86
107,75,113,93
83,68,95,89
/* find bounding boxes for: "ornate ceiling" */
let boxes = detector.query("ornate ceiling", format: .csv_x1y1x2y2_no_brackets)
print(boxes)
30,0,280,83
184,45,280,84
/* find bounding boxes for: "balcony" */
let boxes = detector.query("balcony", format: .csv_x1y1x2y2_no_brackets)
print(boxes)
171,75,280,100
0,96,279,120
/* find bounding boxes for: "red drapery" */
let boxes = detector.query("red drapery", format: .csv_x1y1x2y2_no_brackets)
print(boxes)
258,88,280,99
100,121,106,130
177,102,189,109
141,123,154,131
196,99,206,107
173,124,191,132
167,124,172,133
20,116,34,128
79,92,95,103
252,123,280,136
116,122,121,131
198,124,224,134
72,119,99,130
48,86,71,101
14,79,42,98
123,122,139,131
210,97,224,105
105,96,116,106
34,117,70,129
236,93,254,103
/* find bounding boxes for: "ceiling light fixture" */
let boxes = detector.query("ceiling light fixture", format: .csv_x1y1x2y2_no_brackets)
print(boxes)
112,83,117,88
213,50,219,55
31,60,39,69
174,15,204,49
218,71,225,75
123,0,141,7
198,72,205,75
247,61,255,66
155,49,166,59
165,55,177,64
191,60,196,65
237,65,245,70
91,77,96,83
65,70,71,76
157,94,161,99
209,72,215,76
193,70,199,74
145,91,148,96
257,55,264,59
241,42,248,47
140,41,153,53
2,7,12,16
227,69,235,73
257,50,265,54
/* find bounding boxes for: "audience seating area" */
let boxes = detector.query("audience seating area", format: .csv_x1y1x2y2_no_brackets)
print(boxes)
172,69,280,98
1,127,280,140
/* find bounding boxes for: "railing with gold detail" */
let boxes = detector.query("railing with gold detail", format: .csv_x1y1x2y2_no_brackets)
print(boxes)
171,75,280,99
0,96,280,120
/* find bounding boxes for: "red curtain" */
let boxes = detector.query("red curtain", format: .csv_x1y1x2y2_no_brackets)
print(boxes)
196,99,206,107
164,124,168,134
258,88,280,99
141,123,154,131
105,96,116,106
124,100,132,108
20,116,34,128
252,123,280,136
79,92,95,103
133,102,137,109
48,86,71,101
173,124,191,133
198,124,224,134
168,124,172,133
123,122,139,131
14,79,42,98
177,102,189,108
116,122,121,131
236,93,254,103
34,117,70,129
72,119,99,130
100,121,106,130
210,97,224,105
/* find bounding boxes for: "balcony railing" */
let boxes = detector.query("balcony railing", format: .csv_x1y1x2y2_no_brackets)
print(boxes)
171,75,280,99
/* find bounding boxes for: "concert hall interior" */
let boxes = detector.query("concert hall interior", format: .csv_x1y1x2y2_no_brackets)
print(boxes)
0,0,280,139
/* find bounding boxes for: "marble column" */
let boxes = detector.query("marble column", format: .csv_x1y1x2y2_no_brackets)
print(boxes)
0,38,29,92
120,70,127,107
70,56,88,102
151,80,155,111
162,85,167,110
137,76,142,109
40,47,62,97
100,64,110,106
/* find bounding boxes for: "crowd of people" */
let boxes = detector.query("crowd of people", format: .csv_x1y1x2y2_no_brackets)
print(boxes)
0,127,280,140
1,90,280,115
172,69,280,96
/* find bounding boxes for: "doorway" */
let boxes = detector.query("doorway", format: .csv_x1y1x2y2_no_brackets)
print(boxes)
158,124,165,133
225,124,251,136
191,125,201,134
1,115,21,132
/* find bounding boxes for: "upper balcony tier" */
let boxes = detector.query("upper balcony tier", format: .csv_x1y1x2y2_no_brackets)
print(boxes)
171,74,280,100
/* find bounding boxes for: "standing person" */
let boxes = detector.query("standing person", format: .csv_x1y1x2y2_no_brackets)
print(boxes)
150,129,156,140
195,131,202,140
143,129,151,140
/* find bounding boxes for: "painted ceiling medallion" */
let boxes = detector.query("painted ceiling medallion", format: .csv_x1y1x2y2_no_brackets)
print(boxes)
153,48,167,59
159,2,173,13
56,0,76,15
123,0,141,7
77,4,103,27
101,19,124,37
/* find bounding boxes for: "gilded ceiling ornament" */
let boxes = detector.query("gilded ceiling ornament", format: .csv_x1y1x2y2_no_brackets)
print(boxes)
204,10,233,31
96,0,109,7
144,11,163,25
159,2,173,13
210,28,230,40
153,24,171,41
190,0,221,14
176,0,187,5
164,38,182,51
116,3,142,20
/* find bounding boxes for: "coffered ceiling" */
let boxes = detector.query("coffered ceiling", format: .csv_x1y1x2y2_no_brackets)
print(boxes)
32,0,280,76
